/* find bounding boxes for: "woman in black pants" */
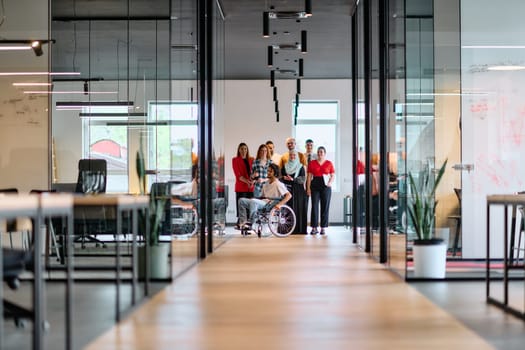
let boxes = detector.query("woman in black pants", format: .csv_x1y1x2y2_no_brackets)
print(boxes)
306,146,335,235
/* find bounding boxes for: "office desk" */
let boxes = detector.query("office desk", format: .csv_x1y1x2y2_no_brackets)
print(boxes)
73,194,149,322
486,194,525,321
0,195,40,349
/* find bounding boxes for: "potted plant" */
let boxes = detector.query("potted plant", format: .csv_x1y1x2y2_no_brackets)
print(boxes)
136,147,170,279
407,159,448,278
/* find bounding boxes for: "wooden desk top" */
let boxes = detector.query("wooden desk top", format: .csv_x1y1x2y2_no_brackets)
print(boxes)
73,194,149,208
487,194,525,205
0,194,39,218
39,193,74,214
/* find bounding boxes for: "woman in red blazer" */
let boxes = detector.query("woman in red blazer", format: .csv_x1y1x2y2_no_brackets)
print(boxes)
232,142,254,229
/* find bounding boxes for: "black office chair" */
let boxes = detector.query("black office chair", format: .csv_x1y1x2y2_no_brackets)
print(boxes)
75,159,107,194
74,159,108,248
449,188,462,256
0,188,32,249
3,248,34,327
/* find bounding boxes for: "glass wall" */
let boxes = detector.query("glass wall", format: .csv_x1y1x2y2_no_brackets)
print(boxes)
0,1,50,193
50,0,208,278
387,0,406,277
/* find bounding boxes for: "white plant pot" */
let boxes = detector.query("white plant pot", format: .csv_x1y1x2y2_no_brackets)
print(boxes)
138,243,170,279
413,242,447,278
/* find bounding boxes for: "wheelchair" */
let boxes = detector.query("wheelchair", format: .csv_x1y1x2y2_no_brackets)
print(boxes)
241,203,296,238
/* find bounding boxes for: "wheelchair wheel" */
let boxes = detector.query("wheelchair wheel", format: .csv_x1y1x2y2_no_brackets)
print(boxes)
181,207,198,236
268,204,296,237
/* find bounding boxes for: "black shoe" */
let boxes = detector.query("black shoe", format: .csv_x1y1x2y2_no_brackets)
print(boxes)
320,229,326,235
234,223,241,230
310,228,318,235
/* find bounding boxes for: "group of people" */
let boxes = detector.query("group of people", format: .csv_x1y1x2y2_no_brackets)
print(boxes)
232,138,335,235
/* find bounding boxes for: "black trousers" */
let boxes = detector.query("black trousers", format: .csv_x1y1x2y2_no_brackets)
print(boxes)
311,186,332,228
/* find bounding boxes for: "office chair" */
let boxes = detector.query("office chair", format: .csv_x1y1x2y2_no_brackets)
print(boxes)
0,188,32,249
449,188,462,256
74,159,108,248
3,247,34,327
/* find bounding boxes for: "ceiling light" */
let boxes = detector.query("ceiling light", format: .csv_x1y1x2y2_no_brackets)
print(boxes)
273,86,277,101
487,65,525,71
301,31,307,53
462,45,525,49
299,59,304,77
267,46,273,67
0,45,32,51
56,101,133,107
305,0,312,17
12,82,52,86
263,12,270,37
0,40,53,56
0,72,79,76
272,43,300,50
268,11,309,19
55,101,134,111
24,91,117,94
31,41,43,56
270,70,275,87
297,79,301,94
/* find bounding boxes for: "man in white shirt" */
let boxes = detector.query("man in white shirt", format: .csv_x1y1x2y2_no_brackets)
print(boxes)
304,138,317,166
238,163,291,230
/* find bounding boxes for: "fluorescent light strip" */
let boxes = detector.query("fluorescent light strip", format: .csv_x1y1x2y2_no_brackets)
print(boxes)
462,45,525,49
0,72,80,76
13,82,52,86
24,91,117,94
406,92,488,96
487,65,525,71
0,46,32,51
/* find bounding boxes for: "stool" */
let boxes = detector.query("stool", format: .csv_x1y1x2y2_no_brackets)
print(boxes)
510,206,525,265
343,195,352,229
448,215,461,256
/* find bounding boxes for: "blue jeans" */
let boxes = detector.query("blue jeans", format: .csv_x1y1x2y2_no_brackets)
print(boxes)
238,198,278,224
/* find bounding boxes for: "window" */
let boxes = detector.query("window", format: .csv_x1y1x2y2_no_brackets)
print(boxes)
82,105,131,193
294,101,339,190
82,102,198,192
147,101,198,183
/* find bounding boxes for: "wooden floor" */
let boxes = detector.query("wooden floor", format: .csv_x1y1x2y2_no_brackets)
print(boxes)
86,229,494,350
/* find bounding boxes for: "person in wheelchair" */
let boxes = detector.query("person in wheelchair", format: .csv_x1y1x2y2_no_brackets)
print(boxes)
238,163,291,231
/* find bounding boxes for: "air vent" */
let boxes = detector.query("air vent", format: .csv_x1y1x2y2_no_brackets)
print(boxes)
276,69,297,75
269,11,308,20
272,43,301,50
171,44,197,50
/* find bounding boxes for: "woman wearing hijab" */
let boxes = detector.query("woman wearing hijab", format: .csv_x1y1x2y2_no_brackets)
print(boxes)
281,150,307,234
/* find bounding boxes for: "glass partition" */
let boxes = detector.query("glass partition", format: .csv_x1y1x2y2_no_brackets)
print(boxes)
0,1,50,193
355,0,367,250
387,0,406,277
211,0,226,249
50,0,202,279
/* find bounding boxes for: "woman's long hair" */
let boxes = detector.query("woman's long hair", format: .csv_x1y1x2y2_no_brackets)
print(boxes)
256,144,269,160
236,142,250,159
